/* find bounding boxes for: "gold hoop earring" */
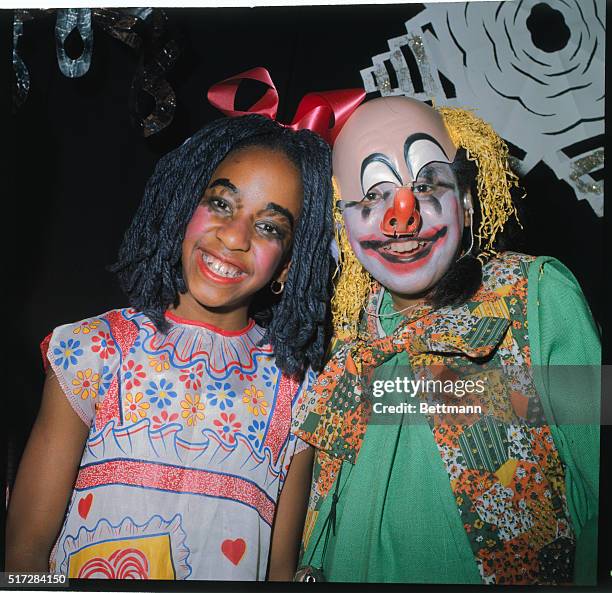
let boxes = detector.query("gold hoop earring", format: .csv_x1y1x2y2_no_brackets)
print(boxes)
270,280,285,295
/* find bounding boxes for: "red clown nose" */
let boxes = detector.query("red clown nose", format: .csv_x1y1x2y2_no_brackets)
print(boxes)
381,187,421,236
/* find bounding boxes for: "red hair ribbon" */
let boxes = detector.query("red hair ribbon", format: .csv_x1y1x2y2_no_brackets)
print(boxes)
207,67,365,145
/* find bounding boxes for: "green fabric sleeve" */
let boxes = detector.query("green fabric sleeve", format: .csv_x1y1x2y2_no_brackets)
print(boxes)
527,256,601,585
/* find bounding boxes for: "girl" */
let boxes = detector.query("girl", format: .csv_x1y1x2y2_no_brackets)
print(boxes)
6,114,334,580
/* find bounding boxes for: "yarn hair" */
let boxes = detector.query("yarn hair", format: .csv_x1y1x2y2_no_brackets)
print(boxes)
111,114,334,378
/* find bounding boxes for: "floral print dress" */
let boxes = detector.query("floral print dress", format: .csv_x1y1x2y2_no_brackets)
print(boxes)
42,308,313,580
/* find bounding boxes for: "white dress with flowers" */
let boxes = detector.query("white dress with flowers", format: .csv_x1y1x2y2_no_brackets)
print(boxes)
42,308,313,580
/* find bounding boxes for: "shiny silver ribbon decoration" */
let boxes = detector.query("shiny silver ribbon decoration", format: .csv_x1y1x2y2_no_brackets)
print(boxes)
12,12,29,110
55,8,94,78
13,8,180,137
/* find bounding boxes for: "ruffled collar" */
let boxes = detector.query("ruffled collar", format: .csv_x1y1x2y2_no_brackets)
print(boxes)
164,310,257,337
124,309,269,378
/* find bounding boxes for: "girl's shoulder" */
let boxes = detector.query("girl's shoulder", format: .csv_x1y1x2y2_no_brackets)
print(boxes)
41,308,138,427
47,307,142,335
42,308,144,362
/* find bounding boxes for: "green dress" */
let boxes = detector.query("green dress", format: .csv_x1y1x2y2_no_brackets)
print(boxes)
300,257,600,584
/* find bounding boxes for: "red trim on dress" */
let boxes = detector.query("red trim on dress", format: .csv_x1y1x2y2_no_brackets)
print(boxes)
95,311,139,431
106,310,139,356
262,375,299,464
95,378,120,431
40,332,52,371
75,460,275,525
164,311,256,337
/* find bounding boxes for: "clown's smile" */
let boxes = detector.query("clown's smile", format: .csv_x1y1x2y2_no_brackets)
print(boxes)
359,225,448,267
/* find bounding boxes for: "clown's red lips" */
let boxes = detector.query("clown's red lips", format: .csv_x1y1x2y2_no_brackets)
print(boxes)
359,225,448,264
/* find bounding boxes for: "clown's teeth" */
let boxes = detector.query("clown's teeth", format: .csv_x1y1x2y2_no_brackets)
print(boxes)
202,253,244,278
384,240,426,253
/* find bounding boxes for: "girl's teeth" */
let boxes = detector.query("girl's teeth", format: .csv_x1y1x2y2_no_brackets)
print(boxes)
202,253,243,278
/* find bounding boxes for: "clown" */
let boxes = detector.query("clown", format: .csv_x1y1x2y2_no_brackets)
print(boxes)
335,97,467,302
294,97,600,585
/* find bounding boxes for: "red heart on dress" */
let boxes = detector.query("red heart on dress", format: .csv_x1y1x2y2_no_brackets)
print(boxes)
77,493,93,519
221,538,246,566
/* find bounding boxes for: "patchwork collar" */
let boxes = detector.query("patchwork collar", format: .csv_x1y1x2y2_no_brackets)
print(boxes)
294,275,514,463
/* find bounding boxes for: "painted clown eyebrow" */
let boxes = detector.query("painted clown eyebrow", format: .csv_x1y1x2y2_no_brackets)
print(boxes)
209,178,238,193
360,153,402,194
259,202,295,229
403,133,449,169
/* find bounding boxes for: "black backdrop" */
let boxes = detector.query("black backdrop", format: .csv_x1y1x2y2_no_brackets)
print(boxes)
7,3,609,585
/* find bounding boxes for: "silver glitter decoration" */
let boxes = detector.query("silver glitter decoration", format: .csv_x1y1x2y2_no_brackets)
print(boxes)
12,7,179,137
130,23,180,138
409,33,425,62
92,8,153,49
388,47,409,93
569,149,604,195
93,9,142,49
12,13,30,110
370,60,393,96
138,10,179,137
362,32,441,101
407,33,438,97
55,8,94,78
387,35,417,96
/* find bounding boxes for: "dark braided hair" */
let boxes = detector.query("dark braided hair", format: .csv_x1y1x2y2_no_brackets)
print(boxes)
427,148,524,308
111,114,334,378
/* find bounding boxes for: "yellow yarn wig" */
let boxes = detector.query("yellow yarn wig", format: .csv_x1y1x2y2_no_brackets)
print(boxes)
438,106,522,256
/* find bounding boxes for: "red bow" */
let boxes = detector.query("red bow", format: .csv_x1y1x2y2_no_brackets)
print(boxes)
207,67,365,145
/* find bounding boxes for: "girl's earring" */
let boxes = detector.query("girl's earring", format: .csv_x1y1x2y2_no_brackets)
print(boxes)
270,280,285,295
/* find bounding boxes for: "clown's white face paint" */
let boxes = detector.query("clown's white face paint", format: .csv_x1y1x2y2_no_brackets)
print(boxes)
333,97,466,300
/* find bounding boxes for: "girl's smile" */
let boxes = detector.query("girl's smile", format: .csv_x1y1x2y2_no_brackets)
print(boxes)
197,248,248,283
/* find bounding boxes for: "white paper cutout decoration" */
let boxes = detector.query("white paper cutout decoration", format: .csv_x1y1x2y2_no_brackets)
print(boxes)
361,1,604,216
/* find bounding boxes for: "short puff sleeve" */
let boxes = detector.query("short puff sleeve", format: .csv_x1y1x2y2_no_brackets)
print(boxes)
41,315,122,427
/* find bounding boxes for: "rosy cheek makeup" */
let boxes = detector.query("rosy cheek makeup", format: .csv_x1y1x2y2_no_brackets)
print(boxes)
184,206,211,241
250,244,284,279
